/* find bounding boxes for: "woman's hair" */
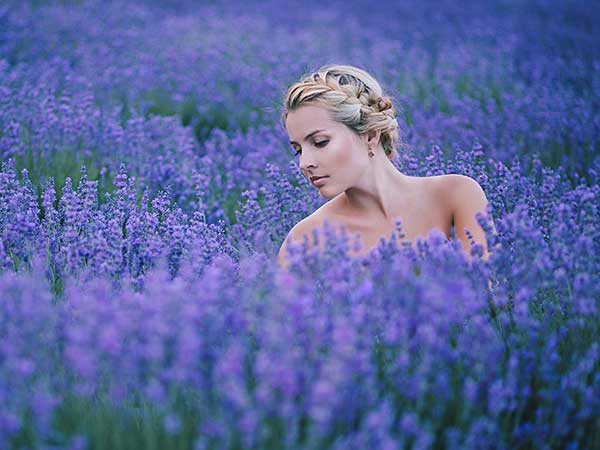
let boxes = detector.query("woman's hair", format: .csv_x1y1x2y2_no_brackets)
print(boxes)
281,64,402,160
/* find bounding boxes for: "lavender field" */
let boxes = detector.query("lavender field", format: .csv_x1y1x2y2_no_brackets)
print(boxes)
1,0,599,449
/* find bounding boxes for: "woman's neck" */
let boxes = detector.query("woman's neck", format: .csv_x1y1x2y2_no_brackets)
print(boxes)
342,155,412,221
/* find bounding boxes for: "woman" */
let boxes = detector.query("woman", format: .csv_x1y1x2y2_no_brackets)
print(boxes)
277,64,496,269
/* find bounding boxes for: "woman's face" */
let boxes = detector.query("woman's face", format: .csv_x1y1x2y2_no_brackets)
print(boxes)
285,104,370,199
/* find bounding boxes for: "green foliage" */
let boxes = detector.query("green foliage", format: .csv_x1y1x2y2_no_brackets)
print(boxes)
14,144,118,209
10,391,203,450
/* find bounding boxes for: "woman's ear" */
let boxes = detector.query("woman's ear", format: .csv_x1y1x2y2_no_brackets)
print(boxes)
364,129,381,150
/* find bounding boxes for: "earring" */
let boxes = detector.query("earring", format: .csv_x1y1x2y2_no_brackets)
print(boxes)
368,149,374,158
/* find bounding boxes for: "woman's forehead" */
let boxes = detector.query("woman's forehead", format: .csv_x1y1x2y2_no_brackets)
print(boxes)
286,105,337,134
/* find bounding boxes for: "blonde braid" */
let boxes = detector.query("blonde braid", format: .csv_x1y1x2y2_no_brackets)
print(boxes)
281,64,402,160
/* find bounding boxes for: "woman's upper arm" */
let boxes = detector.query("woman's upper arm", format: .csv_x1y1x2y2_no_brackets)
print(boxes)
447,174,491,259
277,233,293,269
277,220,312,269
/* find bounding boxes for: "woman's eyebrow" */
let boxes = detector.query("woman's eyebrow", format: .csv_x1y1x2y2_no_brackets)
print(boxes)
290,129,325,146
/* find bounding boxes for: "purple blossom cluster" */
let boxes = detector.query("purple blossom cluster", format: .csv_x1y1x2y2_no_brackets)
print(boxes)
0,60,201,209
1,159,231,293
1,0,599,448
1,218,598,448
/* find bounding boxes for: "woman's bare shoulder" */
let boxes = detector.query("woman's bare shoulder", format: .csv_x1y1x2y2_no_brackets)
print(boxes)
277,199,345,266
417,173,457,190
283,201,338,244
434,173,481,195
277,212,322,268
412,173,468,217
432,173,485,211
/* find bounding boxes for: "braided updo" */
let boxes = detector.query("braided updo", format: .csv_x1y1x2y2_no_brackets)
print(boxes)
281,64,402,160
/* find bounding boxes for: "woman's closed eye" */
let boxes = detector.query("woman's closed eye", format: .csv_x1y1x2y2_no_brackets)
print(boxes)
292,140,329,156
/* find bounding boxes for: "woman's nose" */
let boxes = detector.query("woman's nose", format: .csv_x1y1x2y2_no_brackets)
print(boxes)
299,151,317,171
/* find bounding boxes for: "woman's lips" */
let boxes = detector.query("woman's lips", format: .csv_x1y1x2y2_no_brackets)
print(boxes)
311,176,329,187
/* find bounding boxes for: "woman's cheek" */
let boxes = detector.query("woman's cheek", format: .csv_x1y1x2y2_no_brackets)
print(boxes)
333,143,363,183
331,140,360,176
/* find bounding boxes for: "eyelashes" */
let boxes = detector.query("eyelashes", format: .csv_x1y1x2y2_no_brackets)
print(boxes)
293,140,329,156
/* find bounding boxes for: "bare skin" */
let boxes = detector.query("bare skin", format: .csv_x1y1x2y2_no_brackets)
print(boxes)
278,104,494,269
301,174,452,258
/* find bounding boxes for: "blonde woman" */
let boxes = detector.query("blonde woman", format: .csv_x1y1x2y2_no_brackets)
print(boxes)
278,64,496,270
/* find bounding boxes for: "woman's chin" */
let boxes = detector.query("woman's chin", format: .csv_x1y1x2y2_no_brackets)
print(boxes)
318,187,339,199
